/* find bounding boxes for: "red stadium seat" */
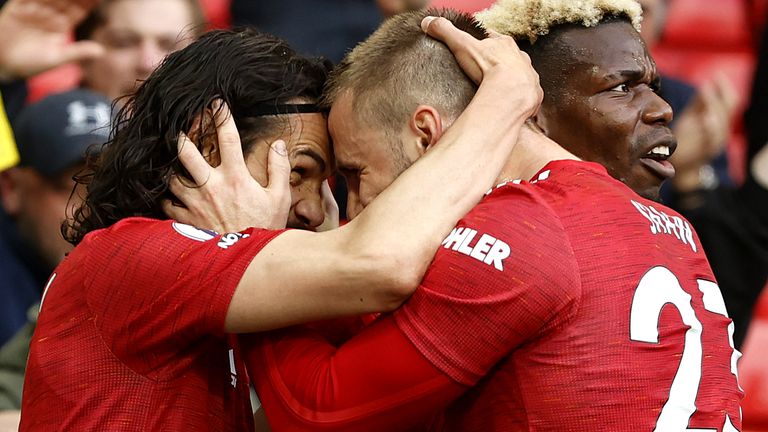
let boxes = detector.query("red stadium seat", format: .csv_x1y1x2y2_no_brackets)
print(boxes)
663,0,752,49
199,0,231,30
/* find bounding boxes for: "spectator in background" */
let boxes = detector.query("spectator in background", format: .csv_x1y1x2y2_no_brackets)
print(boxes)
0,0,105,128
0,0,206,343
0,89,112,411
0,1,116,429
637,0,739,203
75,0,205,102
0,0,104,344
0,0,204,349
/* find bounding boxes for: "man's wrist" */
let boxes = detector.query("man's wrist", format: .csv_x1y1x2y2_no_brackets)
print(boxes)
476,72,539,118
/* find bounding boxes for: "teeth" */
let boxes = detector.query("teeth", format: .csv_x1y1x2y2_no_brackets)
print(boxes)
647,145,670,157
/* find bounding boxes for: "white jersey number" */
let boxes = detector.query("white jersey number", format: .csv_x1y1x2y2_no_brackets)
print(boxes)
629,266,741,432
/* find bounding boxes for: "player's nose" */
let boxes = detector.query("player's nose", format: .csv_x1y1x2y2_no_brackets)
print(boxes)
293,196,325,230
642,91,673,126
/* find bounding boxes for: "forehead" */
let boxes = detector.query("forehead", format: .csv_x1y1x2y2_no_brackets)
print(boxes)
558,20,653,78
282,113,331,156
101,0,194,32
328,93,395,169
327,93,361,163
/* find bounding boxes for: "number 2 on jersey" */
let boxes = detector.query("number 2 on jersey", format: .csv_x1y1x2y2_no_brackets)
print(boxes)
630,266,741,432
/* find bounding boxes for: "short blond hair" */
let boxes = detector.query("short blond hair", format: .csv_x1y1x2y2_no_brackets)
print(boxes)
476,0,642,43
323,8,486,142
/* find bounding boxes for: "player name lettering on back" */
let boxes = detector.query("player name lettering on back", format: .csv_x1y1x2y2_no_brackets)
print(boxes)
631,200,697,253
441,227,510,271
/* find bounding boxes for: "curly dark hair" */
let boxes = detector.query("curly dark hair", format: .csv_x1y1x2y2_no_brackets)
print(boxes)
64,27,332,245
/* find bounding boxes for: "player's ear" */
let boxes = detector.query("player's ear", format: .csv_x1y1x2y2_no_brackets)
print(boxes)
186,104,222,167
409,105,444,156
531,112,549,135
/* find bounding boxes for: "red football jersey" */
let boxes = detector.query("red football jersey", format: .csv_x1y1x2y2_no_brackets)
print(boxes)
406,160,744,431
20,218,283,431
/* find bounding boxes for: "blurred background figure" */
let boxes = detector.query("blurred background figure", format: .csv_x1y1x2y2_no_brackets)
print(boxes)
24,0,206,105
0,90,112,420
0,89,110,344
74,0,205,102
0,2,207,428
0,0,208,347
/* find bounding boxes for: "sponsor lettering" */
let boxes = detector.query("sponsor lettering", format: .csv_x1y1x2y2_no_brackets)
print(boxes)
441,227,511,271
218,232,250,249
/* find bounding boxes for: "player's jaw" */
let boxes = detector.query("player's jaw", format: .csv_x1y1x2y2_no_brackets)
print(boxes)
630,128,678,199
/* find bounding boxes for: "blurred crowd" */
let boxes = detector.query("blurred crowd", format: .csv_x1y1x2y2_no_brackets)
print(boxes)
0,0,766,430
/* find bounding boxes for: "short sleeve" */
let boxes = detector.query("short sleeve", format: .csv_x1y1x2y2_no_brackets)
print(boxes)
395,186,582,386
80,218,284,375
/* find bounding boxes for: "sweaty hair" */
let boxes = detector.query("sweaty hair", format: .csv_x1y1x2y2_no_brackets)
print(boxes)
64,28,331,245
75,0,207,41
476,0,641,43
323,8,487,148
478,0,641,106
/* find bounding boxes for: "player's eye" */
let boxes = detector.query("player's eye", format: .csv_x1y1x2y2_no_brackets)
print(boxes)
104,32,140,49
609,83,631,93
290,167,308,186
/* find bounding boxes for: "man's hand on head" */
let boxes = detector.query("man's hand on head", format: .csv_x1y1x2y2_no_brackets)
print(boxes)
420,15,543,118
0,0,105,82
162,100,292,234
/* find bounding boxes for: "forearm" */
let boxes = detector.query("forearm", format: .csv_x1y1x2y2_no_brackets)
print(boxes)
227,229,408,332
244,318,465,431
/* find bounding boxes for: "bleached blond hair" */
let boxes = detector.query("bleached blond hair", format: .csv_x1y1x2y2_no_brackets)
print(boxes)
476,0,642,43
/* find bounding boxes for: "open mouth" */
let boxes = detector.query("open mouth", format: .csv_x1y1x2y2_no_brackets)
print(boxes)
640,143,676,180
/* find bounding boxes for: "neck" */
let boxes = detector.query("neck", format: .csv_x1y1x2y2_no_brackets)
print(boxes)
496,122,579,183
